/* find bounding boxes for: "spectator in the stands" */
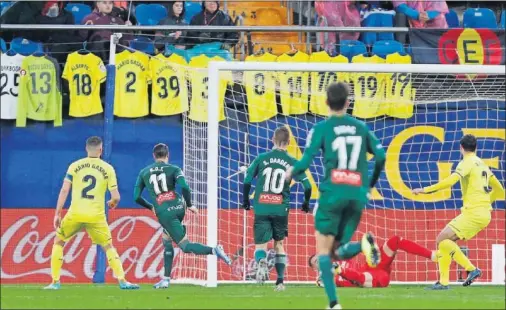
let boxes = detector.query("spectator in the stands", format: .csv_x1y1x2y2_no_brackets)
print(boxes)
187,1,238,49
35,1,78,64
315,1,361,54
155,1,187,50
393,1,448,43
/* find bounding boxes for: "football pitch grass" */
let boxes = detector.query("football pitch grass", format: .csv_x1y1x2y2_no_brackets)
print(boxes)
1,284,505,309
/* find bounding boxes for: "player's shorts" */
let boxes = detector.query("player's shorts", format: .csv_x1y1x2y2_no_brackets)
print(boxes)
314,195,364,243
56,213,112,246
253,214,288,244
447,208,491,241
156,203,186,244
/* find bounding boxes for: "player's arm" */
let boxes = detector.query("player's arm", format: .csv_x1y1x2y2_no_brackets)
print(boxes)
489,173,505,203
242,157,260,210
107,166,120,208
413,160,470,194
175,169,192,209
366,129,386,189
291,126,323,177
133,173,154,211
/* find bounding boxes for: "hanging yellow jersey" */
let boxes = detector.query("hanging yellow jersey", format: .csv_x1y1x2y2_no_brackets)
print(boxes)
62,52,106,117
188,54,231,123
244,52,277,123
351,54,386,119
114,50,151,118
277,51,309,115
150,53,189,116
309,52,349,116
385,53,415,119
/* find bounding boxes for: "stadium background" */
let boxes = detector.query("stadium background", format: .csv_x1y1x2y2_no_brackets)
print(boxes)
1,1,505,285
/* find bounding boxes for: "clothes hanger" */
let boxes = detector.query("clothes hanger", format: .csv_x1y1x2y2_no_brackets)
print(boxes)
254,47,265,56
286,43,298,55
77,41,90,54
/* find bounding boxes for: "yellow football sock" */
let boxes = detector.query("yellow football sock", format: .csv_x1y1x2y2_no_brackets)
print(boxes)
441,239,476,271
437,242,452,286
50,243,64,282
106,247,125,281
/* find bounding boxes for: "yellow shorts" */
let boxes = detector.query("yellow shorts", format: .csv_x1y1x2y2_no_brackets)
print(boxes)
447,209,491,241
56,213,112,246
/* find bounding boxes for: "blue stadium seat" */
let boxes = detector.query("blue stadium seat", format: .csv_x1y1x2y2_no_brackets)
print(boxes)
445,9,460,28
339,40,367,60
184,1,202,24
463,8,497,29
0,38,6,53
129,37,156,55
372,40,404,58
500,11,505,28
65,3,92,24
360,10,395,45
135,4,168,25
10,37,44,56
0,1,14,16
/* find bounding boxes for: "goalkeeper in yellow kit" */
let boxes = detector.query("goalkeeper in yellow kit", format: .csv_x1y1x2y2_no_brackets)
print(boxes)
412,134,504,290
44,136,139,290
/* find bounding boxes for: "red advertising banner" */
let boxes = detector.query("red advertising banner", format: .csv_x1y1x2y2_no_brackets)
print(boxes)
1,209,504,284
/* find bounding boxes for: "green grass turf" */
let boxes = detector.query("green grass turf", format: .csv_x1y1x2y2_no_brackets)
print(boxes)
1,284,504,309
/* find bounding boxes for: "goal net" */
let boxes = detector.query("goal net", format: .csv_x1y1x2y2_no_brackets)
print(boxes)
189,62,505,286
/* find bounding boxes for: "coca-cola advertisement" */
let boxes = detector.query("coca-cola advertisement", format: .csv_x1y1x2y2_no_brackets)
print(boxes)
1,209,504,283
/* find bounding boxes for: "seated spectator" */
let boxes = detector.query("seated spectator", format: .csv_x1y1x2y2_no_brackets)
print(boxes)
315,1,361,54
187,1,238,49
155,1,187,50
393,1,448,43
35,1,78,64
80,1,132,59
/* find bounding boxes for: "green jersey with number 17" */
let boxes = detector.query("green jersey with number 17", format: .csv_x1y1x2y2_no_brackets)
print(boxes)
135,162,185,208
244,149,307,216
292,114,385,203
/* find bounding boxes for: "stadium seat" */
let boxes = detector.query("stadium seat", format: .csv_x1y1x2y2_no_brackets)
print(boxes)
129,37,156,55
445,9,460,28
360,10,395,45
184,1,202,24
64,3,92,24
0,38,6,53
10,37,44,56
463,8,497,28
227,7,288,26
224,1,282,9
500,11,505,28
0,1,14,16
251,32,306,55
339,40,367,60
135,4,168,25
372,40,404,58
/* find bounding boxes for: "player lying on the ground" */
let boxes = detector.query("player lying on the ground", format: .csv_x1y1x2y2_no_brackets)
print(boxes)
309,235,436,288
134,143,232,289
286,82,386,309
412,134,505,290
242,126,312,291
45,136,139,290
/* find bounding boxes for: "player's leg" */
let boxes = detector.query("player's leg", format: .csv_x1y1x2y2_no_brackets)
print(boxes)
154,230,173,289
339,267,390,288
44,214,83,289
86,220,139,289
379,236,435,271
253,214,272,284
272,215,288,290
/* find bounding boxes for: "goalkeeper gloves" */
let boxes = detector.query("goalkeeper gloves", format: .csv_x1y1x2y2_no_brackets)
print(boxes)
242,200,251,211
301,201,310,213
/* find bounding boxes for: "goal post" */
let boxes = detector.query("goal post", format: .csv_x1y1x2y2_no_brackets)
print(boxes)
203,62,505,287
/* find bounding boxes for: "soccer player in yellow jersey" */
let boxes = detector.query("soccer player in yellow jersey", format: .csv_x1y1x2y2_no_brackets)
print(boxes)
412,134,505,290
44,137,139,290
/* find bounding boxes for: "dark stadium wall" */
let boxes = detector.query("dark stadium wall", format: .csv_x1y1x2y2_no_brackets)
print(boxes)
0,116,183,208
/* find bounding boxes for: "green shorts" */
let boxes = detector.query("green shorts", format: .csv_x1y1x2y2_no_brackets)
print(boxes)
314,194,364,244
156,203,186,244
253,214,288,244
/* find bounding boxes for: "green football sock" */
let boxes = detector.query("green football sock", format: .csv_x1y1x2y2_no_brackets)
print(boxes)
254,249,267,262
275,254,286,284
336,242,362,260
318,255,338,305
180,240,213,255
163,239,174,278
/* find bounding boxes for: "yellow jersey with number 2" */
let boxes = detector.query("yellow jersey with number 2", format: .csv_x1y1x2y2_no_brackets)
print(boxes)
65,157,118,222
